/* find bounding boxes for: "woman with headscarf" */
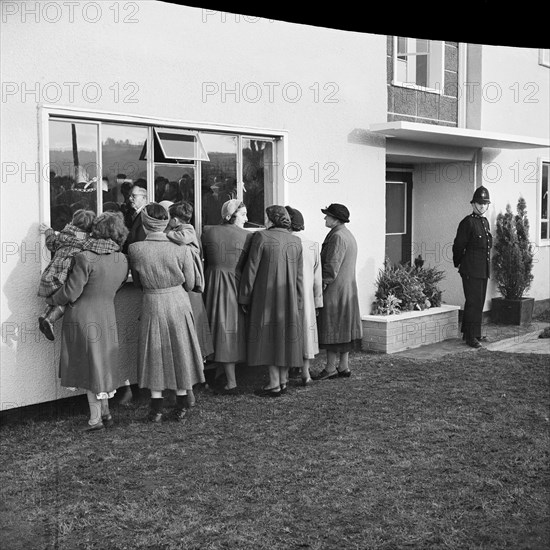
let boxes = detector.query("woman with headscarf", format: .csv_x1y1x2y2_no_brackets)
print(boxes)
201,199,252,395
313,203,362,381
239,205,304,397
128,203,205,422
47,212,129,432
285,206,323,386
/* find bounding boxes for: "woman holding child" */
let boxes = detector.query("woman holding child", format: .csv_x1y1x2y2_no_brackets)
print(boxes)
47,211,129,432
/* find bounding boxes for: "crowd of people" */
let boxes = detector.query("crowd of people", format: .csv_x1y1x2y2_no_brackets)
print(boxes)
38,184,363,431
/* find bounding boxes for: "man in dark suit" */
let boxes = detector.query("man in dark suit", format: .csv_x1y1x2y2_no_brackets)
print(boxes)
452,186,493,348
118,181,148,404
122,182,148,254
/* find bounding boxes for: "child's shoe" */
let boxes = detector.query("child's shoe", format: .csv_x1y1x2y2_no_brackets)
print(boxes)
38,316,55,341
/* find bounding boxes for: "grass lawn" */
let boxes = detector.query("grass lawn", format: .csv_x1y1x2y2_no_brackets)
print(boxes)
1,348,549,550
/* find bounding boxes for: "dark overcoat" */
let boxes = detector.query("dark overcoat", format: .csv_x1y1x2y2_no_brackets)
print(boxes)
239,227,304,367
317,224,362,345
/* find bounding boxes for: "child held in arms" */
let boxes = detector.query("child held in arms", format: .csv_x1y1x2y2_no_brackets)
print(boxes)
37,209,114,341
165,200,214,403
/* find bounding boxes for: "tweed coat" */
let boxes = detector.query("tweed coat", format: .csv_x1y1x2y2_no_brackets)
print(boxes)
295,232,323,359
50,247,129,395
201,224,252,363
128,233,205,391
452,213,492,279
317,224,362,345
239,227,304,368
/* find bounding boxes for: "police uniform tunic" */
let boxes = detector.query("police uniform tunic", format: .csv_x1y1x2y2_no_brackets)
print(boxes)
452,213,492,340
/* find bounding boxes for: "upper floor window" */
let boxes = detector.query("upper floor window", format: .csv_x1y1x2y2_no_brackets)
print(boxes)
539,49,550,68
540,161,549,243
393,37,444,93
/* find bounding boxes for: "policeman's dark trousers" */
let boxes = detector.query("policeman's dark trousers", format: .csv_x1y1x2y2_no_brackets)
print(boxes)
461,275,488,340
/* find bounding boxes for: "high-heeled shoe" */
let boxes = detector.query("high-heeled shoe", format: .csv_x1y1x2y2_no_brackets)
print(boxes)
301,377,312,386
337,369,351,378
280,383,288,394
82,421,104,433
254,386,281,398
101,414,114,428
312,369,338,381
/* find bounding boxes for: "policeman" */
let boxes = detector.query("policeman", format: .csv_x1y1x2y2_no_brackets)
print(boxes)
452,186,493,348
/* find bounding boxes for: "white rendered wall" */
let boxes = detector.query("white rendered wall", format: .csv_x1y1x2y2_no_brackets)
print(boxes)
0,3,386,407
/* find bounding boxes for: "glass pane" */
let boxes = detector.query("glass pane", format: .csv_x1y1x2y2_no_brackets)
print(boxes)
153,166,195,224
416,55,428,87
154,129,209,161
242,139,273,227
541,221,548,240
386,182,406,234
102,124,148,215
397,37,407,56
541,162,548,221
49,120,98,229
201,133,238,227
415,39,429,54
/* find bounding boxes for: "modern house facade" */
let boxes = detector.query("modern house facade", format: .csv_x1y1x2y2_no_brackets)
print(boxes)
1,2,548,408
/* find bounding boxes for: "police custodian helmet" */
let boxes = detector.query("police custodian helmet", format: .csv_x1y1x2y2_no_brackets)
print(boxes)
470,186,491,204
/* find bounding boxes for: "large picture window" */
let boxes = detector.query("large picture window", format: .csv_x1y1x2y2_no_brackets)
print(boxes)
393,37,444,92
47,116,280,234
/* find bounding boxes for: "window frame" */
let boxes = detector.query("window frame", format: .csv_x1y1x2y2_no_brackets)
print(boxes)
392,36,445,94
40,105,288,268
538,158,550,247
539,49,550,68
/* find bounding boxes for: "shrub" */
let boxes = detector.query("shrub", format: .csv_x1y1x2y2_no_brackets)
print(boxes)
492,197,534,300
372,257,445,314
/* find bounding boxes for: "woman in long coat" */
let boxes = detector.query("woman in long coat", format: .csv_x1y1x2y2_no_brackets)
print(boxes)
285,206,323,386
239,205,304,397
49,212,129,432
128,203,205,422
201,199,252,394
314,203,362,380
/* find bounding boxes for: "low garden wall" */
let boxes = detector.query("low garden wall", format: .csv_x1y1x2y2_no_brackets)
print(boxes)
361,304,460,354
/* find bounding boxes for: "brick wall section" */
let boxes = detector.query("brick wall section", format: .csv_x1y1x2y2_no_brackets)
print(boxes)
387,37,458,126
362,306,460,353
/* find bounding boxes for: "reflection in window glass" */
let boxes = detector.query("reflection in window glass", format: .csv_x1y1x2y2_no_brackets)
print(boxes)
102,124,148,218
385,182,406,234
541,162,549,240
242,139,273,227
201,134,237,226
49,120,98,230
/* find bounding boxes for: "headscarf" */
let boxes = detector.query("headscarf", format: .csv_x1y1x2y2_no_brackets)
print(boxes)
159,200,174,213
285,206,305,232
266,205,291,229
141,206,169,232
221,199,243,222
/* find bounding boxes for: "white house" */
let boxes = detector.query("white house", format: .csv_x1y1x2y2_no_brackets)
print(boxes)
1,1,548,408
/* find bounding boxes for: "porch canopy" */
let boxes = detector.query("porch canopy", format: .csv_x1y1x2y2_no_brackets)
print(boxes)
369,121,550,164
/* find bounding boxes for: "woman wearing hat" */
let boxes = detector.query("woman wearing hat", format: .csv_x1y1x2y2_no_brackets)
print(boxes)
452,186,493,348
285,205,323,386
201,199,252,394
239,205,304,397
313,203,362,381
128,203,205,422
